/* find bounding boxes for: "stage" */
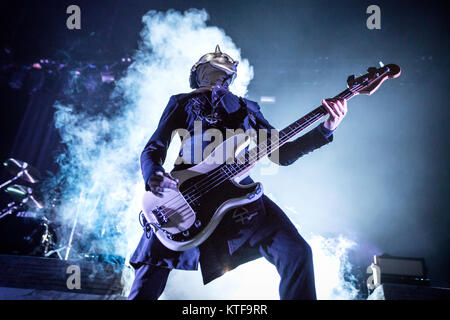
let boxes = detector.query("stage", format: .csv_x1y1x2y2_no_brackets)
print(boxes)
0,0,449,302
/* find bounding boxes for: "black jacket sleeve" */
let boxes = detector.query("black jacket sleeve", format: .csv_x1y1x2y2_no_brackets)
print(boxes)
140,95,182,191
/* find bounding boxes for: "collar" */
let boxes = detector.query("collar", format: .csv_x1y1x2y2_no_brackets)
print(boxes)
189,83,240,114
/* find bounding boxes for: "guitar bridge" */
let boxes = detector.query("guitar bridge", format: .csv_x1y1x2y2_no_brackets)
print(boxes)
151,206,169,226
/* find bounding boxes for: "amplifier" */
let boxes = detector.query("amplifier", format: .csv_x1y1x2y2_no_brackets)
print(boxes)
368,254,430,286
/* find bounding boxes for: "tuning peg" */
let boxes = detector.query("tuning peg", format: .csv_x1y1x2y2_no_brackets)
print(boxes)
347,75,355,88
379,61,384,67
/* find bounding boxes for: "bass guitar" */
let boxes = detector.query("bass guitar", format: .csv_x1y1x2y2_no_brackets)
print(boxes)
142,63,401,251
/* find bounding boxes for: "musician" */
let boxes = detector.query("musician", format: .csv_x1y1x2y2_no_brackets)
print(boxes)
128,46,347,300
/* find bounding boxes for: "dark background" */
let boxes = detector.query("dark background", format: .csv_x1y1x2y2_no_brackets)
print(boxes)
0,0,449,291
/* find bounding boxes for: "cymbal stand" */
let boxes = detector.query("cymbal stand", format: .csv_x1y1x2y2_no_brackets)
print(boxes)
0,171,24,190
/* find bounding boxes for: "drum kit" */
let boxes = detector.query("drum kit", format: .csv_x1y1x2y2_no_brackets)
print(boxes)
0,158,59,258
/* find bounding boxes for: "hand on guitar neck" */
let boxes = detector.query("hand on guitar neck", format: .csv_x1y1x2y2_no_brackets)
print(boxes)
322,98,348,131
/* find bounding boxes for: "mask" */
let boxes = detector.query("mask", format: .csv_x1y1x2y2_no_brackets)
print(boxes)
195,63,230,89
189,45,239,89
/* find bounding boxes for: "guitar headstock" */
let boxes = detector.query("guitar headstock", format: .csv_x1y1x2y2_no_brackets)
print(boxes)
347,64,401,95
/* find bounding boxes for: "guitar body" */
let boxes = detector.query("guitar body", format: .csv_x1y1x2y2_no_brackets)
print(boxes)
141,133,263,251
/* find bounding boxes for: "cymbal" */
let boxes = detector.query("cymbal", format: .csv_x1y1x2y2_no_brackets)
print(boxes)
5,184,30,201
3,158,41,183
4,184,44,209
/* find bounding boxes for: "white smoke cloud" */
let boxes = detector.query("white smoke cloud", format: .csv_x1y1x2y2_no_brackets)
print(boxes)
51,9,358,299
309,235,358,300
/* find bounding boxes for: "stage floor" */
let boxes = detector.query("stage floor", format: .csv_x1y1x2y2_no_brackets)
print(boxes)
0,254,126,300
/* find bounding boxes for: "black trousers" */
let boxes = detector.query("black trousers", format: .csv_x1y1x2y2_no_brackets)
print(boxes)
128,225,317,300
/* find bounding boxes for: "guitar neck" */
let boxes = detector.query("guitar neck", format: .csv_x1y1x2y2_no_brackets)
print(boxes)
276,88,356,153
228,88,357,176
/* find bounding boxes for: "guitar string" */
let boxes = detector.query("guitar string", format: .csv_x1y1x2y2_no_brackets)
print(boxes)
160,87,357,209
151,78,374,221
158,111,333,221
182,87,357,197
182,74,387,203
185,110,328,201
152,71,392,229
154,87,357,220
185,111,328,201
150,111,328,223
166,70,386,206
